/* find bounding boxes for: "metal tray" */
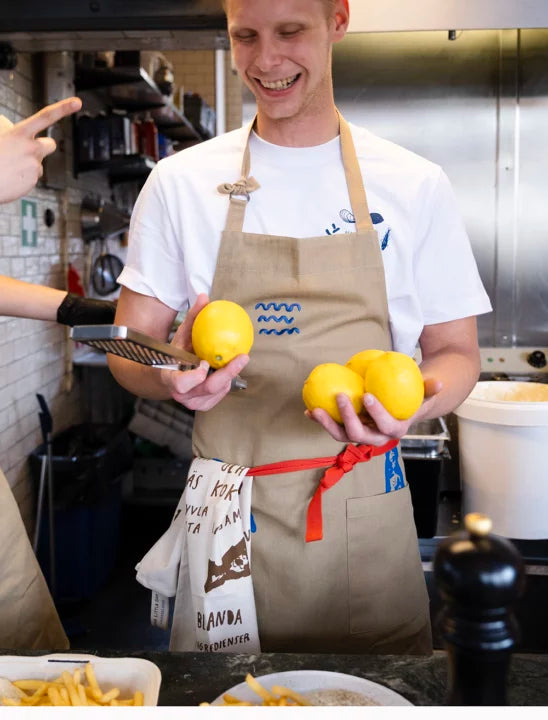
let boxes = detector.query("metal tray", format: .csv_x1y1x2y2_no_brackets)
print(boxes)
400,416,450,457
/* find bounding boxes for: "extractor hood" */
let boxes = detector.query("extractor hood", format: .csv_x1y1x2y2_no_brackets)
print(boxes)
2,0,548,54
347,0,548,33
0,0,228,52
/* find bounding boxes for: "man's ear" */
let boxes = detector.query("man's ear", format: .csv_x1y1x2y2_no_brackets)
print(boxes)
333,0,350,40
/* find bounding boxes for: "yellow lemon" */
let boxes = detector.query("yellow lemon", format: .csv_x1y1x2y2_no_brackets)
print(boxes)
302,363,365,424
364,351,424,420
345,349,385,377
191,300,254,369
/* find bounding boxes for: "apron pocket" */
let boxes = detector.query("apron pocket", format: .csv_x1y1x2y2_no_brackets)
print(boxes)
346,484,428,637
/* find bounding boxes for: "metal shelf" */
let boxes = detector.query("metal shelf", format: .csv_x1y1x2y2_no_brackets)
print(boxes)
75,153,156,184
74,65,212,143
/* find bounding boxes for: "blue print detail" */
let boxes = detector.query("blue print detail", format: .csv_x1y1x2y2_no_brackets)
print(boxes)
385,446,405,493
259,327,301,335
255,302,302,312
370,212,384,225
381,228,391,250
250,512,256,533
325,223,341,235
257,314,294,324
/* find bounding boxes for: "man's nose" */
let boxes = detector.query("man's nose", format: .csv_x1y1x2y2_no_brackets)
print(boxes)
253,38,283,72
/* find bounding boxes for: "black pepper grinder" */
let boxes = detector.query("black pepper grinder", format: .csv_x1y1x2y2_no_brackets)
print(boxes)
433,512,526,706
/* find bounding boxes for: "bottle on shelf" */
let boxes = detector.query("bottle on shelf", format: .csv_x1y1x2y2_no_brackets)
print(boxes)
433,512,526,706
139,112,159,162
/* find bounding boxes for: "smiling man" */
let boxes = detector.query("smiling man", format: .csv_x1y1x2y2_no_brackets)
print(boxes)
111,0,491,655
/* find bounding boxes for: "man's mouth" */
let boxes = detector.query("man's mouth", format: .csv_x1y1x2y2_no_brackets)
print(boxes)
256,73,300,91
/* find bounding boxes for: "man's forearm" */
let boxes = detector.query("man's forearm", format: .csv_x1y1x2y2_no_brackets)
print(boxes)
108,354,173,400
418,349,480,421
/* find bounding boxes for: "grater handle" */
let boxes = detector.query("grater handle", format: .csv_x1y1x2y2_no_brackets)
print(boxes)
152,364,247,391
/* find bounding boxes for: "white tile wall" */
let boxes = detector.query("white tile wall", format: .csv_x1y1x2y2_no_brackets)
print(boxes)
0,48,243,534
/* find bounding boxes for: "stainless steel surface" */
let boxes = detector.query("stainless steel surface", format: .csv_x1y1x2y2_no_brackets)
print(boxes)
328,29,548,348
401,416,450,457
347,0,548,33
70,325,248,391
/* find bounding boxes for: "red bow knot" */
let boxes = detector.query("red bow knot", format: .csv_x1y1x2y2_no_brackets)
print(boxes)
306,440,398,543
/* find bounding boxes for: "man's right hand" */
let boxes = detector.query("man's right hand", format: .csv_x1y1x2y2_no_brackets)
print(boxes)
0,97,82,204
159,293,250,411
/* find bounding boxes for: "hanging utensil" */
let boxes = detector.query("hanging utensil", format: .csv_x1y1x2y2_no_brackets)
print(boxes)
91,239,124,296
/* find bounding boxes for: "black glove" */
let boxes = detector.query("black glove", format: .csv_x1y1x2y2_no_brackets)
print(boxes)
56,292,117,327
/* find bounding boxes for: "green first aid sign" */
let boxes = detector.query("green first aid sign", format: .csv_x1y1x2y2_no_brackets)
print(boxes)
21,198,38,247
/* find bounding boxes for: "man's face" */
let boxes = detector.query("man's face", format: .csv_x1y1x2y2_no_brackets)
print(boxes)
226,0,347,124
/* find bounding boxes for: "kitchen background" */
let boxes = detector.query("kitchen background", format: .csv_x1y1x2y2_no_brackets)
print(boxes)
0,1,547,652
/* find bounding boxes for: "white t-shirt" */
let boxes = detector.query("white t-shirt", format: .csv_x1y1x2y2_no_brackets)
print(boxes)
120,122,492,356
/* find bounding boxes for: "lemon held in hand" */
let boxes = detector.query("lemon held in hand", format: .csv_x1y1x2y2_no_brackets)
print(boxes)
303,363,365,425
192,300,254,369
346,349,385,377
364,351,424,420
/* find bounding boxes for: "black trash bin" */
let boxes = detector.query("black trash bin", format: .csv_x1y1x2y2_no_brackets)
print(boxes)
29,423,133,603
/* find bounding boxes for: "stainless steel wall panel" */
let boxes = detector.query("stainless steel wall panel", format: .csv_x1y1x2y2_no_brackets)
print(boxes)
332,31,500,345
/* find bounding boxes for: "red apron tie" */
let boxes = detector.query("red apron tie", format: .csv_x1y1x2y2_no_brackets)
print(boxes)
249,439,398,543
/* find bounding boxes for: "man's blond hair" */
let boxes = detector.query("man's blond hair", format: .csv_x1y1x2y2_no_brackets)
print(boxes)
222,0,338,19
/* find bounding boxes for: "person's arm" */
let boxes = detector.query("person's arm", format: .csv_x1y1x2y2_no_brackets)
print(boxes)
0,97,81,204
0,276,66,320
107,287,249,408
0,275,117,325
307,315,480,446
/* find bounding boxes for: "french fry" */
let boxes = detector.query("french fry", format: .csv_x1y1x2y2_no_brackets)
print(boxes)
271,684,311,706
212,673,312,707
0,661,146,707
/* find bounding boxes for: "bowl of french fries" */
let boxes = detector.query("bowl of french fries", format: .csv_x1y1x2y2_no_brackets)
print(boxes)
0,653,161,707
204,670,412,707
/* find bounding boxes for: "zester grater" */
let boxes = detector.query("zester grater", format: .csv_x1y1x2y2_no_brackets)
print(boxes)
70,325,247,390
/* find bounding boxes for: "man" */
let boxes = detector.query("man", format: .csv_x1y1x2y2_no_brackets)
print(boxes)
110,0,491,654
0,96,116,650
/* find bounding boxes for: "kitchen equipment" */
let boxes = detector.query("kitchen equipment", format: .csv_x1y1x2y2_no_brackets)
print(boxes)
33,394,56,599
80,194,131,244
69,324,247,391
401,416,450,538
91,240,124,296
454,380,548,540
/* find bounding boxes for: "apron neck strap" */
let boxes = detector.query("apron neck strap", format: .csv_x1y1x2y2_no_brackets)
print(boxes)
220,111,374,233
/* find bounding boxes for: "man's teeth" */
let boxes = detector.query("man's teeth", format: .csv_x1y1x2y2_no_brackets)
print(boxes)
260,75,298,90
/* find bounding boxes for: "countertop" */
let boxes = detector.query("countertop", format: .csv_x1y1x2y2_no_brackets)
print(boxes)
5,649,548,706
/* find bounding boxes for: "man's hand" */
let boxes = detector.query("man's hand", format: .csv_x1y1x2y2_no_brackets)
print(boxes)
306,377,443,446
0,97,82,204
159,293,249,411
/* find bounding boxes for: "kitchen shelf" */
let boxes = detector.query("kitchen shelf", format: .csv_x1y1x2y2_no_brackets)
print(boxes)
75,65,213,143
74,153,156,183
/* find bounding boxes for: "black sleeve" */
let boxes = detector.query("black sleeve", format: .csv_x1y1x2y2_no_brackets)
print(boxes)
56,292,117,327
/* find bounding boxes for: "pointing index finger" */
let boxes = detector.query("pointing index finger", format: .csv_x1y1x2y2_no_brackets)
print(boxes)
15,97,82,138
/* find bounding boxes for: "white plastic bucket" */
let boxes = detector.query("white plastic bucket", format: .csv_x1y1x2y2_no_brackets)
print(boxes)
454,381,548,539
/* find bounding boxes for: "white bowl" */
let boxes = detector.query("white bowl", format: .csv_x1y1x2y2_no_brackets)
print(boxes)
0,653,161,706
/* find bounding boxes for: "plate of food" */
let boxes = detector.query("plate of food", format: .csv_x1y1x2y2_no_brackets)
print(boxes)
209,670,413,706
0,653,161,707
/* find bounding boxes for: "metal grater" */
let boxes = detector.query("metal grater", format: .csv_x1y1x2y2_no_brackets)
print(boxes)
70,324,247,390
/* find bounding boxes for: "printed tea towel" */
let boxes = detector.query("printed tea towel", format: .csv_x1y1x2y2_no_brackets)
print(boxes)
135,458,260,653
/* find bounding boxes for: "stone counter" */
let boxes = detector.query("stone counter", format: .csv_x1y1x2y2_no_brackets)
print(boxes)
57,649,548,706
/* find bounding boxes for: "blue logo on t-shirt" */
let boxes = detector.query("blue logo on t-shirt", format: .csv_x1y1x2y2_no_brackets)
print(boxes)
325,209,391,250
385,446,405,492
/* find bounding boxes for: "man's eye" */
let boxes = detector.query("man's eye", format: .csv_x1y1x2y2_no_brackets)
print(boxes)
234,33,256,42
280,30,300,38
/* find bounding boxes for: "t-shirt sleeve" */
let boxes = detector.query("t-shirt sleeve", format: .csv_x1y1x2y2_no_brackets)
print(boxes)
414,168,492,325
118,165,189,311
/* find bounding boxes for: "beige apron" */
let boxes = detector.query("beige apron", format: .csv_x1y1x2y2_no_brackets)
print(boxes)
0,469,69,650
192,113,432,655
